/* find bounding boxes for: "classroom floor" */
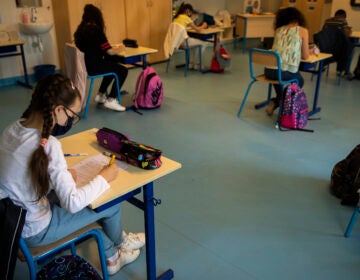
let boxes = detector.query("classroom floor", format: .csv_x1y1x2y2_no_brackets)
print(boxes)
3,41,360,280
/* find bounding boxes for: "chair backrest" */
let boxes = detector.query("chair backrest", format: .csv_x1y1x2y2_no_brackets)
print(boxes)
164,22,189,58
64,43,88,110
249,48,283,81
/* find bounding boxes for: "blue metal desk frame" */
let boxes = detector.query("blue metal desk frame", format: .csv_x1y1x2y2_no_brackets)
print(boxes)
253,53,331,118
299,54,332,116
118,46,158,70
94,182,174,280
187,28,222,73
0,40,32,89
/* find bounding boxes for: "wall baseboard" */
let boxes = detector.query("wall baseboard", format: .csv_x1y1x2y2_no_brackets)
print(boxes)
0,74,36,88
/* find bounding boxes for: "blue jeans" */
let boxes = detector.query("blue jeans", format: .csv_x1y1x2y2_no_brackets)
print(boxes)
264,68,304,106
24,203,122,258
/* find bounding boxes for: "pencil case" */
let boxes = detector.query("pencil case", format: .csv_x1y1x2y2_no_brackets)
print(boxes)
96,127,130,153
119,140,162,170
96,127,162,170
123,38,138,48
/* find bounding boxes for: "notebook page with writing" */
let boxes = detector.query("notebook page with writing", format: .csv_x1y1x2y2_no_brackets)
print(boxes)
71,154,127,187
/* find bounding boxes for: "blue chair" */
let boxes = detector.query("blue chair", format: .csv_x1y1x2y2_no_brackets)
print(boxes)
237,48,298,127
344,199,360,238
164,22,202,77
84,72,122,118
18,222,109,280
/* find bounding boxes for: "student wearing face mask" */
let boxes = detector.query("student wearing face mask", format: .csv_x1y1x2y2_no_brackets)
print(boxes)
0,74,145,275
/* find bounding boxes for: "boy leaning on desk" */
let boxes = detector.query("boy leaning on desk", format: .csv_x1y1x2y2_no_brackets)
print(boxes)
0,74,145,275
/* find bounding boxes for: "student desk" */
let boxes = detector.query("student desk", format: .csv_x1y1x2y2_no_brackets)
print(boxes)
350,32,360,50
186,27,223,72
187,27,224,50
299,53,333,116
351,31,360,42
0,40,32,88
235,13,275,52
60,128,181,280
117,46,158,69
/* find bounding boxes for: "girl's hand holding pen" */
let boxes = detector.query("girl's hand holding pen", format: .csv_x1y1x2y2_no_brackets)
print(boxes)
99,162,119,183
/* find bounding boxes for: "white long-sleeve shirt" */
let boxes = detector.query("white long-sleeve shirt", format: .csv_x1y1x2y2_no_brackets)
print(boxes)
0,120,110,238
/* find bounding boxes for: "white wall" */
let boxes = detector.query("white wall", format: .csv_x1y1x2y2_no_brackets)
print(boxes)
331,0,360,31
1,0,359,82
177,1,283,17
0,0,58,80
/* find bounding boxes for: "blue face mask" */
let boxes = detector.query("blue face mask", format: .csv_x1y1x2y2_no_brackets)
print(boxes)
51,117,74,136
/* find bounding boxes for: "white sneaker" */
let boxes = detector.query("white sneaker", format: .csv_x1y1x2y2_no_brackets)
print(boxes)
119,231,145,251
107,249,140,275
104,98,126,112
94,93,106,104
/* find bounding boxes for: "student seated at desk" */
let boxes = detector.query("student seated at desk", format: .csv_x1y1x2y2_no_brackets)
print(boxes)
74,4,127,112
264,7,310,116
192,10,215,29
322,9,354,79
173,2,211,68
0,74,145,276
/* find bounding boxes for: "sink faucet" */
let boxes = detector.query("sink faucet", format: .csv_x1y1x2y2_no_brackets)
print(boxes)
31,7,37,23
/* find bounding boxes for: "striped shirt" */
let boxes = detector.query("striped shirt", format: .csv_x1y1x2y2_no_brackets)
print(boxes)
323,17,349,31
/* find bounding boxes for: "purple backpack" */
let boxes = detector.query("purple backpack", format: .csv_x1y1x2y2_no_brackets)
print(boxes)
134,66,163,109
280,83,313,132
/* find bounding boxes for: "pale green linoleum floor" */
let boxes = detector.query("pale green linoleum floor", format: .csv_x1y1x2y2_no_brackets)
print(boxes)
2,42,360,279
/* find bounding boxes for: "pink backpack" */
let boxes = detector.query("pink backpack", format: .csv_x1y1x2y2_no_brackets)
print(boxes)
280,83,313,132
133,66,163,109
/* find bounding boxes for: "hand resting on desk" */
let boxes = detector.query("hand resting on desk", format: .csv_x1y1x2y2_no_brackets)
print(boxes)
99,163,119,183
107,43,126,55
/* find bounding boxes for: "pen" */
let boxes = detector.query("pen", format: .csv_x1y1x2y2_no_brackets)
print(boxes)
64,153,88,157
108,154,116,166
103,151,122,161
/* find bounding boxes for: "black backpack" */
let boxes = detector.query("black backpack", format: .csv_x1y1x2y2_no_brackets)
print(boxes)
330,145,360,206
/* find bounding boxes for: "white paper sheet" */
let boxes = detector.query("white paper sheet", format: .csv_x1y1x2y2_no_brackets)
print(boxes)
71,154,127,187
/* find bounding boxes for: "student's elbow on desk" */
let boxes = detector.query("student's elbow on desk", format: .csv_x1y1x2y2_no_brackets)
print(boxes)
302,53,310,60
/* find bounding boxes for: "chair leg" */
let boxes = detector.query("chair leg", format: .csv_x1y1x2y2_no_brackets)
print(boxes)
184,49,190,77
275,85,286,129
91,230,109,280
83,78,94,119
19,238,37,280
198,46,202,72
166,57,171,74
254,84,272,110
237,80,256,118
337,74,342,85
344,206,360,238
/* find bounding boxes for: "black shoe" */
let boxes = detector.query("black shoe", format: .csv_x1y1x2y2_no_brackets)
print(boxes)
343,72,354,81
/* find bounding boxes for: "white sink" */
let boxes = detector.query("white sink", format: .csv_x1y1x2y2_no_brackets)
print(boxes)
19,21,53,35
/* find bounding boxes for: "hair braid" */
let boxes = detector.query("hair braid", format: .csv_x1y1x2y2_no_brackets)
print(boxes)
27,74,81,200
